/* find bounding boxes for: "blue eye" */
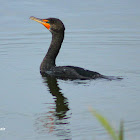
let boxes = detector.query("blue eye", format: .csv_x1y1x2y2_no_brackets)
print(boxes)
46,21,50,23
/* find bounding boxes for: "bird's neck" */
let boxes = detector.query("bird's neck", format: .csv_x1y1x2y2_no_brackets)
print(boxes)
40,31,64,72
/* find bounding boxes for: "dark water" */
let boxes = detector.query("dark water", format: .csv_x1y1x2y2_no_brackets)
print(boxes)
0,0,140,140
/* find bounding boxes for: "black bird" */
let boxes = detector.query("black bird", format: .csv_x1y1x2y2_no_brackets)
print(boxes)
30,16,122,80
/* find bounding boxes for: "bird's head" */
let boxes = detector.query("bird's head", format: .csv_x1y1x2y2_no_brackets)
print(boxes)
30,16,65,33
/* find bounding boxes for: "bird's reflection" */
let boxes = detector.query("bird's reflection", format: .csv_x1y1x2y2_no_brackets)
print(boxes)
35,76,71,139
44,76,70,119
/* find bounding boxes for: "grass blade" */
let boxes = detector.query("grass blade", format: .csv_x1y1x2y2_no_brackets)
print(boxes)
119,121,124,140
89,107,119,140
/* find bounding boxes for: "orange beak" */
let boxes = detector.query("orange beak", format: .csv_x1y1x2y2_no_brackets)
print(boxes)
30,16,50,30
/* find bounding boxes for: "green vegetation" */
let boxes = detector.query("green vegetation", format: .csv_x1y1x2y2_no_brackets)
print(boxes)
89,107,124,140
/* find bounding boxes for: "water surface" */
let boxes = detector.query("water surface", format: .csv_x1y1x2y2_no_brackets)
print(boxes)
0,0,140,140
